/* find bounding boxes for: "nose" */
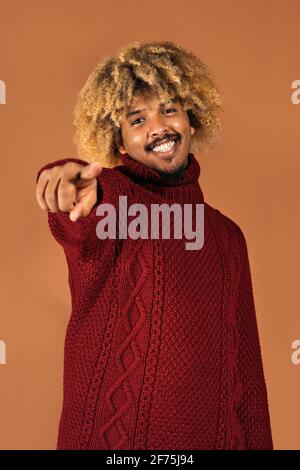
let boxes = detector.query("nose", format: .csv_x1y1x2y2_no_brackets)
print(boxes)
147,113,171,139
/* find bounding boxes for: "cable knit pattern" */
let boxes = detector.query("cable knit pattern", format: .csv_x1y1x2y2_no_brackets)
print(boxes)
36,152,273,450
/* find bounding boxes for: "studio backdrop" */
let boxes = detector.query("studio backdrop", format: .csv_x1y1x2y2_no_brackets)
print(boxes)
0,0,299,450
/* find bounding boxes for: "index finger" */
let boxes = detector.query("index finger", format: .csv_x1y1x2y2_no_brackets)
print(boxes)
76,162,103,182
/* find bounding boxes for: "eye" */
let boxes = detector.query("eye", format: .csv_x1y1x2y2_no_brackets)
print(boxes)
131,117,144,126
164,108,176,114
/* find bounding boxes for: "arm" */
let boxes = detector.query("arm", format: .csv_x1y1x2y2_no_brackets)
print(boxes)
235,229,273,449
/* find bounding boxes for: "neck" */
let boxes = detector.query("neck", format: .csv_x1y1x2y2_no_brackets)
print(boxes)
117,152,205,204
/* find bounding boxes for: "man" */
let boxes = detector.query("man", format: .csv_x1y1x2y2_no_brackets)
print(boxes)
35,40,273,450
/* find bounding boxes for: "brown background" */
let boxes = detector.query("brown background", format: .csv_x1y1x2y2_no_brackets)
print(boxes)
0,0,299,450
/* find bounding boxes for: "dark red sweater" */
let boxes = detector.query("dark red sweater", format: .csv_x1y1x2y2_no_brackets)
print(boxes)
36,152,273,450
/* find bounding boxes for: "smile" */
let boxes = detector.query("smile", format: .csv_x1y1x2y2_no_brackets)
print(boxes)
151,137,179,156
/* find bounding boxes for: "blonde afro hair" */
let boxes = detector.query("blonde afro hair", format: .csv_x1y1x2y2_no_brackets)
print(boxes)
73,40,224,167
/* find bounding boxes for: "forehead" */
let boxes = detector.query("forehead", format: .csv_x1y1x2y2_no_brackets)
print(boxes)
130,89,160,105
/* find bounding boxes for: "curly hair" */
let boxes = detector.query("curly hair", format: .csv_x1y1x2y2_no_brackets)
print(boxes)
73,40,224,167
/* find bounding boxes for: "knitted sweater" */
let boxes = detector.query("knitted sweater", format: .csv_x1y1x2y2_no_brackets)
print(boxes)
36,152,273,450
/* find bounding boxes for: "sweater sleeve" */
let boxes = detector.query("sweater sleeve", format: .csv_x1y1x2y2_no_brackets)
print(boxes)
36,157,103,255
235,229,273,449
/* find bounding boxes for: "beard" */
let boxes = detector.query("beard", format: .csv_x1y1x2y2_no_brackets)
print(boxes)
156,158,188,177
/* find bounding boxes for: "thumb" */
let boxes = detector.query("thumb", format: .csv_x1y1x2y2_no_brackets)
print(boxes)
75,162,102,184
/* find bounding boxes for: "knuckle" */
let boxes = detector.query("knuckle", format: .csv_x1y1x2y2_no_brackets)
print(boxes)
62,162,79,169
39,168,50,179
62,162,82,177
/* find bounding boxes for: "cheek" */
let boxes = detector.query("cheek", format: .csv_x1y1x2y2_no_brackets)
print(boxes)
173,116,190,132
128,132,145,146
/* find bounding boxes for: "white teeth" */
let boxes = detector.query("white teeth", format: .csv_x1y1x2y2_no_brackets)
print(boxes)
152,139,176,153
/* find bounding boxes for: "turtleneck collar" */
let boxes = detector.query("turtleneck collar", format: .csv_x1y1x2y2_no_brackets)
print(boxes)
117,152,204,204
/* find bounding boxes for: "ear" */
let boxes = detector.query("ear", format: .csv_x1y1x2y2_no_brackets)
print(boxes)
114,128,127,155
118,144,127,155
190,126,195,137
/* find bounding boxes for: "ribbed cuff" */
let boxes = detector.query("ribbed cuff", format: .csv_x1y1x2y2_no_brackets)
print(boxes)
36,157,89,183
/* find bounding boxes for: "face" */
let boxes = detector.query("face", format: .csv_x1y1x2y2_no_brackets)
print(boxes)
116,90,195,176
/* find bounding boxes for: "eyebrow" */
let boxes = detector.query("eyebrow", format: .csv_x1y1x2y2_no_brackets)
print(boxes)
126,98,178,119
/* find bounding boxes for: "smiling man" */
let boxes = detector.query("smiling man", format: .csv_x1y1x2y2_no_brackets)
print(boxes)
35,40,273,451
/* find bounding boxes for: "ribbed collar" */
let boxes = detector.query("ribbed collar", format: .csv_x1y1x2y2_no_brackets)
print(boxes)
117,152,204,204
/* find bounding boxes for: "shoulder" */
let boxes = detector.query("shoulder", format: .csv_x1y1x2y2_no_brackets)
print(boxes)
204,202,247,256
99,164,134,187
97,164,137,202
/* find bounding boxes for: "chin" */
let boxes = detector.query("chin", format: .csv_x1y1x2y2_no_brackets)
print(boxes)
156,155,187,176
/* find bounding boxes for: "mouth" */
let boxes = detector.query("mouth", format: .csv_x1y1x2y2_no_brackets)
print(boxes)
150,136,180,158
